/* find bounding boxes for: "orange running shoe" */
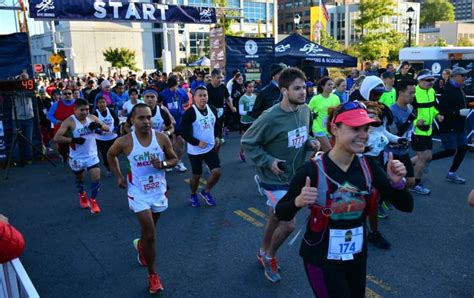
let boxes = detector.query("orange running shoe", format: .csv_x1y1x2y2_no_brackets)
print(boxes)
133,238,147,266
148,273,164,293
79,192,88,209
88,199,101,214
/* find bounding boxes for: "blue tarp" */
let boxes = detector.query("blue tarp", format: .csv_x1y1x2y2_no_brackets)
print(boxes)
0,33,33,80
275,33,357,67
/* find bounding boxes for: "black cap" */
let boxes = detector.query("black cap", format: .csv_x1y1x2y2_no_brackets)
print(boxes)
381,71,394,79
270,63,287,77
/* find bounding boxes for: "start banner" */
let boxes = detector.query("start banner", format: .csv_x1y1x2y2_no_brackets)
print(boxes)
29,0,217,24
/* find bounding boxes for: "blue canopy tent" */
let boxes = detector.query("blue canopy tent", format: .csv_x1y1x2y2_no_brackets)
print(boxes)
189,56,211,67
275,33,357,68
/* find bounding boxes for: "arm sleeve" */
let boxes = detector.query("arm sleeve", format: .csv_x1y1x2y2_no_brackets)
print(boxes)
276,163,314,221
370,159,413,213
160,108,172,127
47,102,58,124
180,108,200,146
240,115,276,168
382,125,400,143
239,103,247,116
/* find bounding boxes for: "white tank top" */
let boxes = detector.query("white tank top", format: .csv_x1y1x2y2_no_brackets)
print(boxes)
187,104,216,155
127,129,167,199
151,107,164,132
69,115,98,160
95,108,117,141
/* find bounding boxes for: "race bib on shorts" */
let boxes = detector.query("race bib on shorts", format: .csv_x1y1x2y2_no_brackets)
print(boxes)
139,174,164,194
327,226,363,261
287,126,308,148
69,158,86,171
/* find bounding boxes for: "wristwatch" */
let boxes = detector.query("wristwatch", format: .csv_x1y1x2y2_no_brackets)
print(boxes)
162,161,168,168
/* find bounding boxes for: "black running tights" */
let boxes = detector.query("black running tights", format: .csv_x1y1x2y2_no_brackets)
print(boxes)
432,145,468,172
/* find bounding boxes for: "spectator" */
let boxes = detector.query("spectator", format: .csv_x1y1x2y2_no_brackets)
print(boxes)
346,68,359,91
434,68,451,94
333,78,348,103
251,63,287,119
394,61,415,88
37,88,54,152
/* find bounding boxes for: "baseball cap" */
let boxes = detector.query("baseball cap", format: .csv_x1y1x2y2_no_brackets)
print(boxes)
270,63,287,77
305,81,314,88
417,69,435,81
451,67,470,77
332,102,378,127
360,76,386,101
381,71,394,79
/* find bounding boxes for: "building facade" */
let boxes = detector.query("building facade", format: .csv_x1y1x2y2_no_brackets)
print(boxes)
419,21,474,45
30,0,277,76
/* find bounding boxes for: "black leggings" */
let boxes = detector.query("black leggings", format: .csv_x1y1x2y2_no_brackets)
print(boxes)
432,145,468,172
304,260,366,298
96,138,116,170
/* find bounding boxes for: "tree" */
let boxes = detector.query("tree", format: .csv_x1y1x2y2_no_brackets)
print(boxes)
431,37,448,46
420,0,454,28
320,31,342,51
103,47,138,73
456,37,474,47
213,0,243,36
356,0,398,38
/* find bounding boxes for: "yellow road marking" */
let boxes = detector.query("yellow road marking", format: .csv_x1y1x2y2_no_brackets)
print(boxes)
365,287,382,298
247,207,268,220
233,210,264,227
367,274,396,293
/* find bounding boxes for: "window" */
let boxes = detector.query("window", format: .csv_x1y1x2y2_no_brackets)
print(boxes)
269,3,274,21
228,0,240,8
244,1,266,23
188,0,214,7
304,10,310,16
286,12,293,19
286,22,294,32
189,32,209,56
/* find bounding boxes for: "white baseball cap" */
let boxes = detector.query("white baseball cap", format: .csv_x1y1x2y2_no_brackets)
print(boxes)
360,76,386,101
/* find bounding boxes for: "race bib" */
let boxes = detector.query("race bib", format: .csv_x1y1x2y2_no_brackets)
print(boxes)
327,226,363,261
139,174,164,194
168,101,178,110
69,158,85,171
217,108,224,118
287,126,308,148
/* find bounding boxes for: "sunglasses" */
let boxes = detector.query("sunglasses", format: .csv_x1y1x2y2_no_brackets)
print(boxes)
423,79,435,83
332,101,367,123
63,92,72,95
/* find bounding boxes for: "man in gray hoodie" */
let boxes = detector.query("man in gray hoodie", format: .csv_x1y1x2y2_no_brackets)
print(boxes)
241,67,319,283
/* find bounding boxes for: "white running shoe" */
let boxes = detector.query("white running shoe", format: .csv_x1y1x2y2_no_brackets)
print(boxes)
254,174,265,197
175,161,188,172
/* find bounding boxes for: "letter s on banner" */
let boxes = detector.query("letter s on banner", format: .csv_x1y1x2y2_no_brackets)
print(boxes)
94,1,106,18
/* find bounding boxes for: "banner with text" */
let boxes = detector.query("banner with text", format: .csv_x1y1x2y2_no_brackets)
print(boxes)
225,36,274,86
30,0,217,24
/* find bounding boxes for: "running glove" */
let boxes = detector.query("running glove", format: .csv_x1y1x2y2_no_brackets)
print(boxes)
88,122,101,131
71,137,86,145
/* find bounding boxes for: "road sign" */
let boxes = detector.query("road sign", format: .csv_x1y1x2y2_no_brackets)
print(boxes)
49,54,63,64
52,65,60,73
34,64,43,73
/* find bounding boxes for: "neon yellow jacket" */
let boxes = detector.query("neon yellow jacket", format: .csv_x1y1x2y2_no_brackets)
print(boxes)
413,85,438,136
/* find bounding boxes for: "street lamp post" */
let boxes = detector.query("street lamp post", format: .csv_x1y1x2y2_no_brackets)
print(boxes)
293,14,301,34
406,7,415,47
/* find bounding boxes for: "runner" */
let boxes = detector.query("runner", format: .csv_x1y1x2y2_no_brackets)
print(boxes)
379,71,396,107
54,99,109,214
160,76,189,172
241,68,319,282
121,88,143,117
107,103,178,293
180,86,222,207
308,77,340,152
142,88,174,135
251,63,287,119
238,80,256,162
93,97,119,177
410,70,444,195
275,101,413,297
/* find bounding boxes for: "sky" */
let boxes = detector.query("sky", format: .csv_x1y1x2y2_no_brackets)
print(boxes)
0,1,44,36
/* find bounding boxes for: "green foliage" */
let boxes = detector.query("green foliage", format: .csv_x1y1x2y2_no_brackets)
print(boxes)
431,37,448,46
356,30,404,62
187,55,199,64
155,58,163,71
213,0,243,36
420,0,454,28
103,47,138,72
456,37,474,47
356,0,398,37
320,31,342,51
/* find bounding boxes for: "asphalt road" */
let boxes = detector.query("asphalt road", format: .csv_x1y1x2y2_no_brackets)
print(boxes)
1,133,473,298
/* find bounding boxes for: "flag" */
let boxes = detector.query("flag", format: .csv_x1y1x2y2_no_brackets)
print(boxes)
321,0,330,22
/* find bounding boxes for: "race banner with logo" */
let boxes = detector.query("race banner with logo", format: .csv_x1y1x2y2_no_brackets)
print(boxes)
225,36,274,86
30,0,217,24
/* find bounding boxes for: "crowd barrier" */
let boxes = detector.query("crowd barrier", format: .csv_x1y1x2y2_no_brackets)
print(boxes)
1,259,39,298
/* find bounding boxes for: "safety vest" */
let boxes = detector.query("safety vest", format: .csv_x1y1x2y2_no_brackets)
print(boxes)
414,85,438,136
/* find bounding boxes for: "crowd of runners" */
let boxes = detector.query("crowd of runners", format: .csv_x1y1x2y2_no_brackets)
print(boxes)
9,61,474,295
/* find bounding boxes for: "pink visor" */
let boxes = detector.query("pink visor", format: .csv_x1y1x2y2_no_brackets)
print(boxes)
333,108,379,127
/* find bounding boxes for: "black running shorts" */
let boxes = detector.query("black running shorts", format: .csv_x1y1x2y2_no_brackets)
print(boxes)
188,148,221,175
411,135,433,152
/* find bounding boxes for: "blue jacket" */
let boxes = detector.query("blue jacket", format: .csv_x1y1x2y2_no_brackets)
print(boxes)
93,91,121,111
160,87,189,129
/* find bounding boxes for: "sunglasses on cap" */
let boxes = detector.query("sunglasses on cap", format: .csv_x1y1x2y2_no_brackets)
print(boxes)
332,101,367,123
422,79,435,82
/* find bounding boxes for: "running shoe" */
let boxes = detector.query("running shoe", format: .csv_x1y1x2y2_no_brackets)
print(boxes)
132,238,147,267
79,192,89,209
148,273,164,293
382,201,393,211
445,173,466,184
165,168,173,172
239,151,246,162
262,256,281,282
254,174,265,197
368,231,391,250
175,161,188,172
377,205,388,219
220,138,226,145
409,183,431,195
257,250,281,271
199,190,217,206
190,194,200,207
89,199,101,214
